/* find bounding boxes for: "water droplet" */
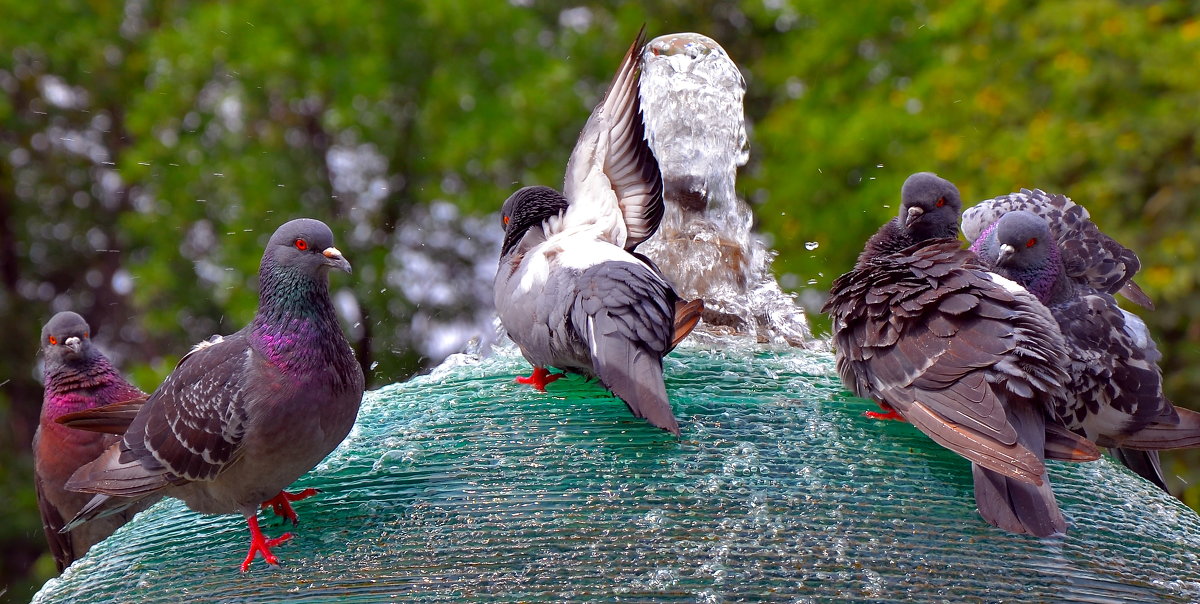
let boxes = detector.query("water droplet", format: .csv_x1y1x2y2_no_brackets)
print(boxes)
370,361,380,371
805,241,819,251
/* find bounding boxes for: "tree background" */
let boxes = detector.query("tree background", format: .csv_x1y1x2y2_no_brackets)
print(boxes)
3,0,1198,599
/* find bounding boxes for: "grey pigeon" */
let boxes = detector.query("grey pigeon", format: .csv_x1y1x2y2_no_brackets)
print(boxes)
34,311,150,571
969,210,1200,491
961,188,1152,308
824,172,1098,537
63,218,365,571
494,29,702,435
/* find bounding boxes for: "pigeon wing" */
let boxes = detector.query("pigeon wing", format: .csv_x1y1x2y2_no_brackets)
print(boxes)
57,336,224,435
35,474,74,571
67,332,251,500
970,396,1066,537
1109,448,1169,491
56,396,147,435
827,240,1066,484
562,28,664,250
1053,293,1176,436
571,261,679,434
132,332,250,482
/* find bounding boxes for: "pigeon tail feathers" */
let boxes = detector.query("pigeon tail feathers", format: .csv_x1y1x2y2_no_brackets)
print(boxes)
571,262,681,435
670,298,703,350
585,313,679,435
1109,448,1169,492
1102,406,1200,450
971,398,1066,537
1043,422,1101,462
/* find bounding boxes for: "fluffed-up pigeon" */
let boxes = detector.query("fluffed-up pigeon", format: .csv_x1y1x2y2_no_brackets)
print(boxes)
34,311,151,571
63,218,365,571
824,172,1098,537
962,188,1153,308
969,209,1200,492
493,29,702,436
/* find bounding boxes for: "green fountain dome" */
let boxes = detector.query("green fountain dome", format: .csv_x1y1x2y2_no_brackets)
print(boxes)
34,345,1200,602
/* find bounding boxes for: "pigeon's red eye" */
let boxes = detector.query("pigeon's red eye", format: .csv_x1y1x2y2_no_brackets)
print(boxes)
48,336,58,345
294,238,308,251
936,197,946,208
1026,237,1038,248
503,216,510,227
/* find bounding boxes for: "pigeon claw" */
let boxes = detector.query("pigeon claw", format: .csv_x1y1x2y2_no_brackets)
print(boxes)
864,402,907,422
241,515,293,572
864,409,907,422
515,366,565,392
262,488,322,526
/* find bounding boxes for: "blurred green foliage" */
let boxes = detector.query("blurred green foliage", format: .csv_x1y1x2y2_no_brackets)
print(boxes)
1,0,1197,600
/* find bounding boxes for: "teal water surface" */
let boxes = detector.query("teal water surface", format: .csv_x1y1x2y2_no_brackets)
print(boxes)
34,345,1200,602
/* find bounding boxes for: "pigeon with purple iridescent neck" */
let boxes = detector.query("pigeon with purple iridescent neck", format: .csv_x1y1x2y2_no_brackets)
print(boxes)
63,218,365,572
825,172,1099,538
34,311,150,571
961,188,1152,309
969,210,1200,492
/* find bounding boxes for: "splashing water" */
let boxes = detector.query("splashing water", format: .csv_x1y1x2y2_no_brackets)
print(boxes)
638,33,812,347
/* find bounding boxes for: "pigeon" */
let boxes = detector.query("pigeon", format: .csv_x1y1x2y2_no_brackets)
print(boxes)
63,218,365,571
824,172,1099,537
493,29,702,436
969,209,1200,491
34,311,150,571
961,188,1152,309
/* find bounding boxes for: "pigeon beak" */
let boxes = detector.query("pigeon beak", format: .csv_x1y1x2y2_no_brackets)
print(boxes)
64,336,82,354
905,206,925,228
997,243,1016,266
322,247,352,274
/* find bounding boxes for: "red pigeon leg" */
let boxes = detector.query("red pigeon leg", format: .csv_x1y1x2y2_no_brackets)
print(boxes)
515,366,565,391
262,488,321,525
241,514,293,572
865,401,907,422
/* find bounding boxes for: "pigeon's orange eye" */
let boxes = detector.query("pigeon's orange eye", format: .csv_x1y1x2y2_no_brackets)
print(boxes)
503,216,510,226
1026,237,1038,248
294,238,308,251
48,336,58,345
936,197,946,208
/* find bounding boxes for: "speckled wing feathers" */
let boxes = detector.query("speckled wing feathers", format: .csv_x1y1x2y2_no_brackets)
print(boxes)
1051,294,1176,436
134,333,249,482
66,332,252,504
